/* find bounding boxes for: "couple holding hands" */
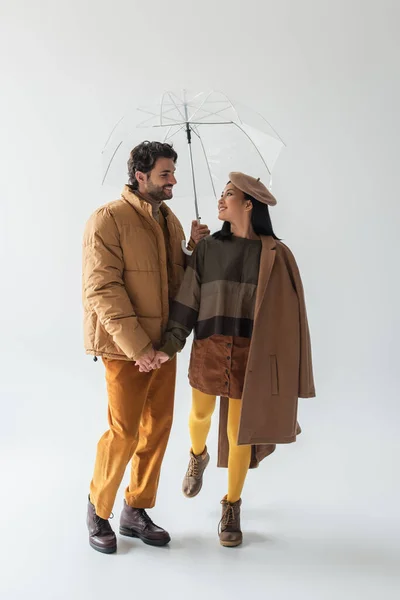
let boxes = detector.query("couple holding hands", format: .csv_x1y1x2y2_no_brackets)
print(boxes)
82,140,315,553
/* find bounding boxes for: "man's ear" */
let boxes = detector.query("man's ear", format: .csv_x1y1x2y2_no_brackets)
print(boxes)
135,171,146,185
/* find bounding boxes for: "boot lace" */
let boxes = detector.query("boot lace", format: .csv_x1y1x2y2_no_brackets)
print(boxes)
218,502,236,534
187,455,199,477
94,512,114,534
137,509,155,528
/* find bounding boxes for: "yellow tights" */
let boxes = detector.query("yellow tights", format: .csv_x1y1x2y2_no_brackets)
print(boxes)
189,388,251,503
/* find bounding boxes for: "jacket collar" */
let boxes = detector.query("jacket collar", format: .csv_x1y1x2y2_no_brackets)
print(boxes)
121,185,172,221
260,234,277,251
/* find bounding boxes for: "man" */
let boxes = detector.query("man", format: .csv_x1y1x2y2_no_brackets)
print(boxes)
82,141,209,553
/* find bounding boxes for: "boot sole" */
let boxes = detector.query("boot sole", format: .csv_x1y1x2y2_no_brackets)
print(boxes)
119,526,171,547
182,483,203,498
89,541,117,554
220,538,243,548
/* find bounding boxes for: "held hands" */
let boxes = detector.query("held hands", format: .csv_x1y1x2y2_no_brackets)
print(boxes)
149,350,170,370
135,349,170,373
190,220,210,244
134,222,209,374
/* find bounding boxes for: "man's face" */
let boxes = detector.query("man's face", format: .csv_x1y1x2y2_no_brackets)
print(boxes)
138,157,177,202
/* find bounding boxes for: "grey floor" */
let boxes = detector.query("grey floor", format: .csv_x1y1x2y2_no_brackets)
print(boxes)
1,351,399,600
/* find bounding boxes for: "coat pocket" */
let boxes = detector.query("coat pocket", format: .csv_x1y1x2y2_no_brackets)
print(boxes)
270,355,279,396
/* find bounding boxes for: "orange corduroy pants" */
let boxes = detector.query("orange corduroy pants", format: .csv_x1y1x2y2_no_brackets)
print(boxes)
89,356,176,519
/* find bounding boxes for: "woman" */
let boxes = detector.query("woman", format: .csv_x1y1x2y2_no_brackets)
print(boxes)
147,172,315,547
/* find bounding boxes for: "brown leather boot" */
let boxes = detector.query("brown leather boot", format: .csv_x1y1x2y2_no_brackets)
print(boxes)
87,498,117,554
218,496,243,547
182,446,210,498
119,501,171,547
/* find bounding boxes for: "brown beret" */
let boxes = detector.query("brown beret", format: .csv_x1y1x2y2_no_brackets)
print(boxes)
229,172,277,206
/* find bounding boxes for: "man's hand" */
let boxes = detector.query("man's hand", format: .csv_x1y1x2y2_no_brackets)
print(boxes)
190,220,210,245
135,347,156,372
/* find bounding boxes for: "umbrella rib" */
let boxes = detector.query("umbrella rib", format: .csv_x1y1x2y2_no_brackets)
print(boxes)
159,102,189,123
186,91,204,103
189,107,233,122
138,103,187,127
188,90,217,122
164,91,186,124
137,114,184,127
149,121,234,127
185,121,234,125
162,125,173,142
188,92,232,123
221,93,286,146
188,90,243,124
137,114,164,128
137,108,160,117
101,116,124,153
102,141,123,185
163,123,186,142
191,125,218,200
161,114,187,124
247,108,286,147
232,122,272,176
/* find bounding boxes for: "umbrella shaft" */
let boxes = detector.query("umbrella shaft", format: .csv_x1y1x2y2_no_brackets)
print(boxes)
185,121,200,221
185,122,192,144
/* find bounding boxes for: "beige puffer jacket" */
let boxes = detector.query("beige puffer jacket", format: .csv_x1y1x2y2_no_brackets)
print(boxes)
82,186,187,361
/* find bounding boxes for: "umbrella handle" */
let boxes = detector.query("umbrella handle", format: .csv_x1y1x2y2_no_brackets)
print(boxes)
181,240,193,256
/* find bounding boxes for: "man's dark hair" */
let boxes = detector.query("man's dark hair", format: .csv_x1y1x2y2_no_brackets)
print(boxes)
127,141,178,189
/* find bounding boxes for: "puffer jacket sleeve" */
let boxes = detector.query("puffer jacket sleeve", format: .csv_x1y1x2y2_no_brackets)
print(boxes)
281,244,316,398
159,239,205,358
83,207,152,360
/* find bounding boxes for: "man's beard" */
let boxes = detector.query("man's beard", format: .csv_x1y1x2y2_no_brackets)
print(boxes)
147,182,172,202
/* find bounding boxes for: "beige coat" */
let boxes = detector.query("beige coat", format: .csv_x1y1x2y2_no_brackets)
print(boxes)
215,236,316,467
82,186,187,361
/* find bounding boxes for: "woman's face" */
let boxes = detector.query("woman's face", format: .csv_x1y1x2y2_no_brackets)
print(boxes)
218,183,251,223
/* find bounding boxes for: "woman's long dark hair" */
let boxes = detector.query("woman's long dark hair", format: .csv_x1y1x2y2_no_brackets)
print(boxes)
212,192,280,241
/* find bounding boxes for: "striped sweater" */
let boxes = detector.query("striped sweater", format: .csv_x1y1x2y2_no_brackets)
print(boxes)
160,235,262,358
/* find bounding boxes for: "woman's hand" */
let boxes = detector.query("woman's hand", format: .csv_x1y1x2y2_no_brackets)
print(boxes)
136,350,170,372
150,351,170,370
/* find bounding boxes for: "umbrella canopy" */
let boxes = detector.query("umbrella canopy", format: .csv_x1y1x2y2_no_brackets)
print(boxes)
101,89,285,220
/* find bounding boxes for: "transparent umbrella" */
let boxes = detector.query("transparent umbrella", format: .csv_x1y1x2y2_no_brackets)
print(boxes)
101,89,286,222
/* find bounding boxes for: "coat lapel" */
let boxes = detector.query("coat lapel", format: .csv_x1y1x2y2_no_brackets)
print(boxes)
254,236,277,320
